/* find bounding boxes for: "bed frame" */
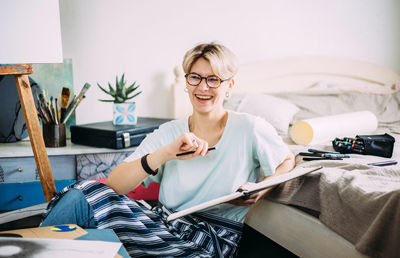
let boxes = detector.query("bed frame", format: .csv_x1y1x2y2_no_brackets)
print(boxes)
170,56,400,258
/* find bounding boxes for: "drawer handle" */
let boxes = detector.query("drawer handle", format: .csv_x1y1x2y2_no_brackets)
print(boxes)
17,195,23,201
17,167,23,172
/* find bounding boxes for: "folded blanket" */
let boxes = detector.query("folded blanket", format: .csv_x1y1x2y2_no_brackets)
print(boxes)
320,164,400,258
268,150,400,258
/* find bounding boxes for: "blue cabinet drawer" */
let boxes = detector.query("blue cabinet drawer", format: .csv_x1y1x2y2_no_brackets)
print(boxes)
0,156,76,183
0,180,75,211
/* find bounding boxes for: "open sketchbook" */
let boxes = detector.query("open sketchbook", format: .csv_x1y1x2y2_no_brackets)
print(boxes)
166,166,323,222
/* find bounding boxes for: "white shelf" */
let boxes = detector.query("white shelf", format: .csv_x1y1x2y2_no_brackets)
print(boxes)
0,139,137,158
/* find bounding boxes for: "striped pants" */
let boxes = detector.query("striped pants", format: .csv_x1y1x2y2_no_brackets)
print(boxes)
42,180,243,257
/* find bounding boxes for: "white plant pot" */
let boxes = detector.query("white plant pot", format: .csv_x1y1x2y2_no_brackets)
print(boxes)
113,102,137,125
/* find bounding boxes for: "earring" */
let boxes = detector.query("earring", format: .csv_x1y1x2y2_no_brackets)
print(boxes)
184,87,188,93
225,91,230,99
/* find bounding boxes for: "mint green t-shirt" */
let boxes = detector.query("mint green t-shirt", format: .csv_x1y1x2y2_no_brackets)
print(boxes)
124,111,289,222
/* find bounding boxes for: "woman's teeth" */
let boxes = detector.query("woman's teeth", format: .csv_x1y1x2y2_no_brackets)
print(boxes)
196,95,212,100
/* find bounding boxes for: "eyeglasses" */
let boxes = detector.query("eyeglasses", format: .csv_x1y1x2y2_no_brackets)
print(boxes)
185,73,228,88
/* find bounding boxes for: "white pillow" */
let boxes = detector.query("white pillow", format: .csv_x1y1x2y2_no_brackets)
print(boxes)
237,93,300,135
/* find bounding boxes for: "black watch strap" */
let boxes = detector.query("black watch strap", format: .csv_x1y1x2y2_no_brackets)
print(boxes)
141,154,158,176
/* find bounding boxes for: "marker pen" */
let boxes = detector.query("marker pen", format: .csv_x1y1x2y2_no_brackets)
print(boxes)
368,160,397,166
176,147,216,157
307,149,340,154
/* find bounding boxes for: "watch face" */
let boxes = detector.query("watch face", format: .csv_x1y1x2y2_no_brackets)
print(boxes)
0,75,41,143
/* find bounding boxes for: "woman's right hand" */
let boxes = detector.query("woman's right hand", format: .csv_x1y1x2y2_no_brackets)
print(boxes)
107,133,210,195
164,133,210,160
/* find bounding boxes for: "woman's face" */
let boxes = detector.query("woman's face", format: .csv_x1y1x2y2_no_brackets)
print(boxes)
186,58,231,115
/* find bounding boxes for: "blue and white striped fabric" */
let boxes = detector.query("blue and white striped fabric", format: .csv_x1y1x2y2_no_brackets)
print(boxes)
43,180,243,257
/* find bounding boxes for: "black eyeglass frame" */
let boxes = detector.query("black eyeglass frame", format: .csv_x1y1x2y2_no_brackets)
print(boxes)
185,73,229,88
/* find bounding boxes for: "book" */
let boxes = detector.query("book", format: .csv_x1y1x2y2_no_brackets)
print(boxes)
166,166,322,222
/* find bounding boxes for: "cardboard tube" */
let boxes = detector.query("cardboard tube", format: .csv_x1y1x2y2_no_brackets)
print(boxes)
290,111,378,145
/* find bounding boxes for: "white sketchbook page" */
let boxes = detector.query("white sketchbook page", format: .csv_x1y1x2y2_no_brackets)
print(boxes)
166,166,322,222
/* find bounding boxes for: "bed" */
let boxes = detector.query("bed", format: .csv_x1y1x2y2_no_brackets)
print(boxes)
170,56,400,258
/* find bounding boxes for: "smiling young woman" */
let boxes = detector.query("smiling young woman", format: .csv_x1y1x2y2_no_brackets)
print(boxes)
40,42,295,258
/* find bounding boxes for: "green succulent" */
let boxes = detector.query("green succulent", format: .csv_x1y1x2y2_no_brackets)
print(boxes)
97,73,142,103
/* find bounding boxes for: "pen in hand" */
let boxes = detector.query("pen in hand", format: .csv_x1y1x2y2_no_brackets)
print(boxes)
176,147,216,157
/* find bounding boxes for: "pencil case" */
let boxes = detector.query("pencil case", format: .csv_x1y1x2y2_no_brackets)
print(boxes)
332,133,395,158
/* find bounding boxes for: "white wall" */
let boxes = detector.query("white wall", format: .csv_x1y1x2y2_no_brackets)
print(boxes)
59,0,400,124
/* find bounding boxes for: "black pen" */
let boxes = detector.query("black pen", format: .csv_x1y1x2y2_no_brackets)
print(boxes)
303,157,343,161
176,147,216,157
308,149,340,154
350,148,364,154
368,160,397,166
324,153,350,158
299,152,349,158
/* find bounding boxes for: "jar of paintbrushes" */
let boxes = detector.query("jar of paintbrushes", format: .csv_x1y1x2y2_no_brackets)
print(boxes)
37,83,91,147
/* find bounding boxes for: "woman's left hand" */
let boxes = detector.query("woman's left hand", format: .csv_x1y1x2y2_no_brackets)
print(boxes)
229,152,295,207
228,182,272,206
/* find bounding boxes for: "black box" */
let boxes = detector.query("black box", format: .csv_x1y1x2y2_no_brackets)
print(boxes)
70,117,171,149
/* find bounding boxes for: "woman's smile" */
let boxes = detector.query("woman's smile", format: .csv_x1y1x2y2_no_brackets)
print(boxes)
195,94,213,102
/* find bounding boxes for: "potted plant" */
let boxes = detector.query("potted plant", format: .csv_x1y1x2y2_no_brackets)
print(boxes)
97,73,142,125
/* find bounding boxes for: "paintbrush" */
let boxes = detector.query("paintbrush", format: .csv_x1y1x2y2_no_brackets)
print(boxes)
46,101,54,123
60,87,71,122
62,95,86,124
39,94,53,124
76,83,91,103
50,96,58,124
55,97,60,124
37,100,50,124
35,90,49,124
63,83,91,123
66,94,76,112
66,83,90,114
43,90,55,124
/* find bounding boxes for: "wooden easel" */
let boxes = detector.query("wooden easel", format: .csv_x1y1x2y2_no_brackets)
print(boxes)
0,64,56,201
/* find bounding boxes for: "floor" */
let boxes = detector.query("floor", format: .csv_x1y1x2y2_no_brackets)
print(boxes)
0,214,43,231
237,224,298,258
0,214,298,258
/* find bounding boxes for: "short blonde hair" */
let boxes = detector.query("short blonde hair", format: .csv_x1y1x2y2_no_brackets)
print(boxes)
182,43,238,80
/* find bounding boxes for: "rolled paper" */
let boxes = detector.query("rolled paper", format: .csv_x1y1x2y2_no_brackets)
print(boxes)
290,111,378,145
